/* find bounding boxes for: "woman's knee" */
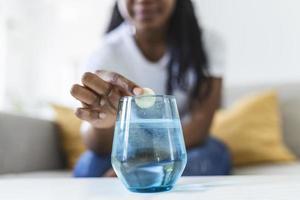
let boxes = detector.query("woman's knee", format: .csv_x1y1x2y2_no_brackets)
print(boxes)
73,150,111,177
183,137,232,176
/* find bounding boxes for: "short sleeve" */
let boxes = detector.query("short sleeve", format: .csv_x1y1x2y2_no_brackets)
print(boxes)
80,39,134,81
81,42,114,74
203,31,226,78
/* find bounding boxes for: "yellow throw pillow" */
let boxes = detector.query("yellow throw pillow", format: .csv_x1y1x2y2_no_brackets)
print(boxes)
52,105,86,169
211,91,296,166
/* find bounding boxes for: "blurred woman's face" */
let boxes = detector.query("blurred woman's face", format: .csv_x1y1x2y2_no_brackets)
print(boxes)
118,0,176,31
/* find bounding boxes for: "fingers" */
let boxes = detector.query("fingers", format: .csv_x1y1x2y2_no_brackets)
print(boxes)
103,86,123,110
72,74,120,111
75,107,116,129
72,71,142,118
70,84,98,105
75,108,101,121
81,72,112,96
75,108,106,129
96,70,142,96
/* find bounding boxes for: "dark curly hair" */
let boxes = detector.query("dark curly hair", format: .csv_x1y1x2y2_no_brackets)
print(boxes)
106,0,211,101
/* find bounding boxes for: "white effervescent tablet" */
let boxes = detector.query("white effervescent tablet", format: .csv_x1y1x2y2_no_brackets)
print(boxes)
135,88,156,108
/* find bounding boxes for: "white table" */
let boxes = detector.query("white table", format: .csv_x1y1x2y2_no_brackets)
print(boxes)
0,176,300,200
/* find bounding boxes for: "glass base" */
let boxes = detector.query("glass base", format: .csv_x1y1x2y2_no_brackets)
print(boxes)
128,186,173,193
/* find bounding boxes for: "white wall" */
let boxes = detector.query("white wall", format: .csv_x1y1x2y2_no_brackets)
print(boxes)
0,0,6,109
1,0,114,114
194,0,300,86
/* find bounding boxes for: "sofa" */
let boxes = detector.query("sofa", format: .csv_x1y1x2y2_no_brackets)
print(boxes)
0,82,299,178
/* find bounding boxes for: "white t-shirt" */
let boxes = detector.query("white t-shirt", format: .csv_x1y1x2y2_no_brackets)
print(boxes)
84,23,225,116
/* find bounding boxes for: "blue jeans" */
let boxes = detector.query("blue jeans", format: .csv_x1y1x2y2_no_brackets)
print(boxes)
73,137,232,177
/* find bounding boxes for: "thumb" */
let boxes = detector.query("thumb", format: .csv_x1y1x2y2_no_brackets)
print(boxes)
96,70,142,96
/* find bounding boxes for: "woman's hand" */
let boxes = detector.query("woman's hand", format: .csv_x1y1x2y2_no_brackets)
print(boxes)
70,70,142,129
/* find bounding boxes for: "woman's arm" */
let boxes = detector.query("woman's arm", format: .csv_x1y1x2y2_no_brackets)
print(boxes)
182,78,222,149
82,126,115,155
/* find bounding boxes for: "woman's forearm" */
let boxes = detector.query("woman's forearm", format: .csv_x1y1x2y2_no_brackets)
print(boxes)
83,125,114,155
182,112,214,149
183,78,222,149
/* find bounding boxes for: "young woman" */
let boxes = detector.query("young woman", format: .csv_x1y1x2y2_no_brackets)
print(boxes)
71,0,231,177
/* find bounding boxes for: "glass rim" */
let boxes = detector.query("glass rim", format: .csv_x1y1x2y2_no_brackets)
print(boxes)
120,94,175,101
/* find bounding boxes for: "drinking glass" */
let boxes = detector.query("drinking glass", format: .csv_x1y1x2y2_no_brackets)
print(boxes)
111,95,187,193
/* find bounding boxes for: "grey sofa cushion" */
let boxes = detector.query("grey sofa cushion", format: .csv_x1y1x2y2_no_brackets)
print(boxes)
0,113,65,174
224,82,300,157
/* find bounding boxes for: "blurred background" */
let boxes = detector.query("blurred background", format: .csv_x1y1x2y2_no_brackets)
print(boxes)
1,0,300,118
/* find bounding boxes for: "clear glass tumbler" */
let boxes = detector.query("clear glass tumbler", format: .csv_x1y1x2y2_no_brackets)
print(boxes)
111,95,187,193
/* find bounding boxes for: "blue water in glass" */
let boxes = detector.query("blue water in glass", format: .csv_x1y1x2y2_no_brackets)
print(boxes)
112,118,187,193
